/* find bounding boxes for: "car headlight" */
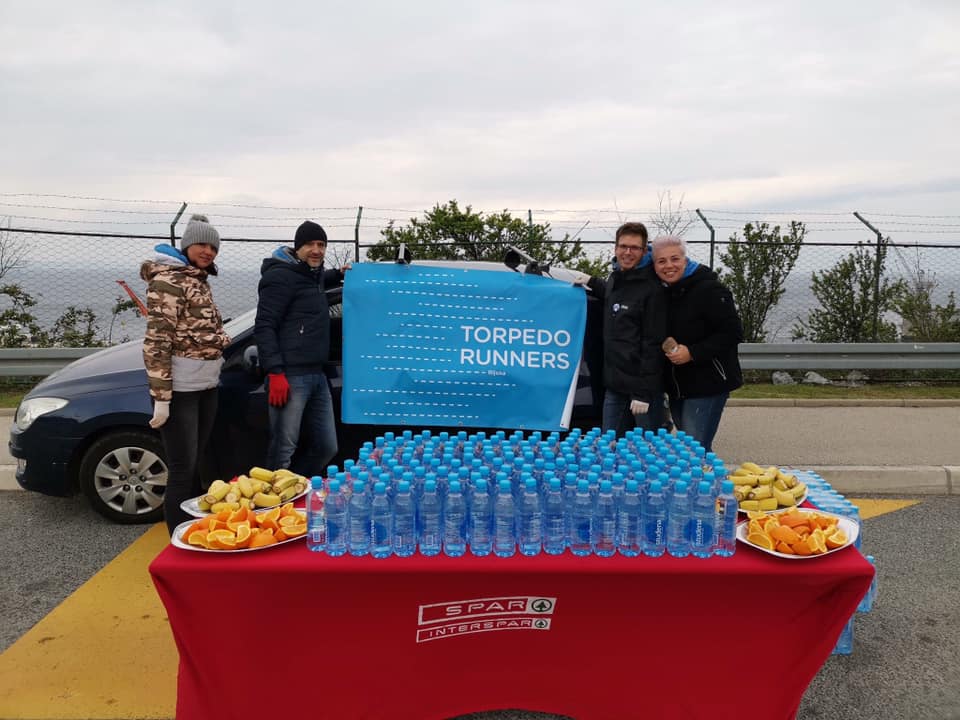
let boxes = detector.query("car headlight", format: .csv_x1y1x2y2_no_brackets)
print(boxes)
15,397,69,431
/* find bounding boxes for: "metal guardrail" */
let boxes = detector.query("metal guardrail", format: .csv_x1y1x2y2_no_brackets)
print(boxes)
738,343,960,370
1,342,959,378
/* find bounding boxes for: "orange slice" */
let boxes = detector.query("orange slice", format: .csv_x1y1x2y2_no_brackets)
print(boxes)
747,532,774,550
824,530,848,549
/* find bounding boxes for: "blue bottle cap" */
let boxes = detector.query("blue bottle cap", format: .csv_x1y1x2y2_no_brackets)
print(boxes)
650,480,662,493
674,480,687,494
549,477,561,491
475,478,488,492
577,479,590,492
698,480,712,494
600,480,612,493
626,479,638,493
449,480,461,494
353,479,365,493
311,476,323,489
398,480,410,493
329,478,340,493
374,482,386,494
722,480,734,493
326,464,339,476
499,479,512,493
425,479,437,493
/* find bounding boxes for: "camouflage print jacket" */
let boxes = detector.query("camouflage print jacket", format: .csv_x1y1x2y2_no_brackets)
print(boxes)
140,245,230,402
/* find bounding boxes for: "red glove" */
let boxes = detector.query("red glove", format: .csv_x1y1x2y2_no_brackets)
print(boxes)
268,372,290,407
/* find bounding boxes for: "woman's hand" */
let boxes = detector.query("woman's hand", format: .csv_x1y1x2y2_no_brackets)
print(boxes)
665,343,692,365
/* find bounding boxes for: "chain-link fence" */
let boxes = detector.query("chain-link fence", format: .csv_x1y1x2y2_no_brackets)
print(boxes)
1,211,958,346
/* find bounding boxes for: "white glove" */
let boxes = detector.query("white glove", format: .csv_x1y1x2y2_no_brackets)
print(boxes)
570,271,591,287
629,400,650,415
149,400,170,429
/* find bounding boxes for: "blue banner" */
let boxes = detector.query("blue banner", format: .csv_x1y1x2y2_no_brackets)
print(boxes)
342,263,587,430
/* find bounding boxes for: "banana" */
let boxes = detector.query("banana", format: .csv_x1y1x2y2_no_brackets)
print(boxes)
210,501,240,513
253,491,281,508
293,480,308,495
774,487,797,507
757,497,779,511
791,482,807,499
777,471,798,489
224,489,240,504
238,497,253,509
740,499,760,511
249,467,275,482
197,498,211,512
757,472,776,486
278,485,300,502
273,468,297,480
202,480,231,505
747,485,773,501
732,475,760,486
741,462,764,474
272,475,299,493
236,475,254,498
773,478,788,491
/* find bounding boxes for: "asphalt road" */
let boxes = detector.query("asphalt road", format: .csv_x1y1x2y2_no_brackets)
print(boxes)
1,490,958,719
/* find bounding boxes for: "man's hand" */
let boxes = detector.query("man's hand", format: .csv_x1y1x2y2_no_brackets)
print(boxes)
570,271,591,287
629,400,650,415
268,373,290,407
149,400,170,429
665,343,692,365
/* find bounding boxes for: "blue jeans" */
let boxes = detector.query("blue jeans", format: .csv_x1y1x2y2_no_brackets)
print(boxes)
669,393,729,453
602,389,664,437
266,373,338,474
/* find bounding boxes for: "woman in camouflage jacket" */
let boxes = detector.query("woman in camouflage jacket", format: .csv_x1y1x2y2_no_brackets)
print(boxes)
141,214,230,534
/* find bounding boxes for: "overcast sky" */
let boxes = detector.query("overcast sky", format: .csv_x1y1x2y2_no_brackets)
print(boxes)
1,0,958,247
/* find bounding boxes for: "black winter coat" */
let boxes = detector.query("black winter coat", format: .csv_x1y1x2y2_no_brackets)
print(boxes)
662,264,744,399
254,248,343,376
587,263,665,404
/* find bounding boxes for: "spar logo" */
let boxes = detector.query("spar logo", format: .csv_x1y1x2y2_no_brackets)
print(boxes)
416,596,556,643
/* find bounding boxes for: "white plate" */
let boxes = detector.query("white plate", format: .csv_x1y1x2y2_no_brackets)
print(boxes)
180,483,310,518
735,511,859,560
737,487,809,515
170,515,307,553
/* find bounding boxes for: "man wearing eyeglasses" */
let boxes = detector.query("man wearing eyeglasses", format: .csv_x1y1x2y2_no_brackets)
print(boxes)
581,222,666,436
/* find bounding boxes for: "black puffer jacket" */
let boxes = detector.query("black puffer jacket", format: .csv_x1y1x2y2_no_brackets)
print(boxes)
662,264,743,399
254,247,343,376
587,263,665,404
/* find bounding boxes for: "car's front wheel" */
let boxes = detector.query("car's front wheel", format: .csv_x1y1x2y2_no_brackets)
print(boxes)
79,430,168,524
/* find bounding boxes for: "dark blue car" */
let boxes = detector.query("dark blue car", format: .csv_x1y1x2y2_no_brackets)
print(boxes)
9,261,604,524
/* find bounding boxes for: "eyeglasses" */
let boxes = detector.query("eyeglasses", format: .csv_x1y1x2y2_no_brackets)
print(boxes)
617,244,644,253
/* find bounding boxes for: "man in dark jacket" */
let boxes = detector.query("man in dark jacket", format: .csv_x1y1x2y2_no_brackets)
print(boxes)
255,220,347,472
584,222,666,436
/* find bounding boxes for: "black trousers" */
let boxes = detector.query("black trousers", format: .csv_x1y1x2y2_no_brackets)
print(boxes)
159,388,218,535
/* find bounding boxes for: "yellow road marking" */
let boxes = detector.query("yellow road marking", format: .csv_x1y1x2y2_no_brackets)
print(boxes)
0,524,176,720
848,498,921,520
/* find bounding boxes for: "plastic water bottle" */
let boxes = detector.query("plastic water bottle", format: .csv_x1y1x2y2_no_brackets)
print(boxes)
666,479,691,558
543,477,566,555
517,477,543,556
392,480,416,557
570,479,594,557
347,479,371,556
616,479,641,557
469,478,493,556
493,478,516,557
419,479,442,557
443,480,467,557
833,616,854,654
715,479,738,557
593,480,617,557
307,476,326,553
858,555,877,612
690,481,717,558
370,482,392,558
324,479,347,557
641,479,667,557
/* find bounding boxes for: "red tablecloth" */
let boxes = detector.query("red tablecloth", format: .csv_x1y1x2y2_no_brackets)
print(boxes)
150,540,872,720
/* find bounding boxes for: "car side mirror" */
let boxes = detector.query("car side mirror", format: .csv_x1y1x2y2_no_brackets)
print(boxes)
504,247,522,271
242,346,261,376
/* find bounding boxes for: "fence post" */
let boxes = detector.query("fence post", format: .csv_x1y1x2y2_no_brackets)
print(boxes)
854,211,884,342
169,202,187,247
695,209,716,268
354,205,363,262
527,209,534,244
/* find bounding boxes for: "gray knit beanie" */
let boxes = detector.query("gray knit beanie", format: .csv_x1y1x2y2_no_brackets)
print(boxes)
180,214,220,252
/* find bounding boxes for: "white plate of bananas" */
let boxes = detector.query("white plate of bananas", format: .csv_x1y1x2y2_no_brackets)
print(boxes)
181,466,311,518
731,462,808,514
